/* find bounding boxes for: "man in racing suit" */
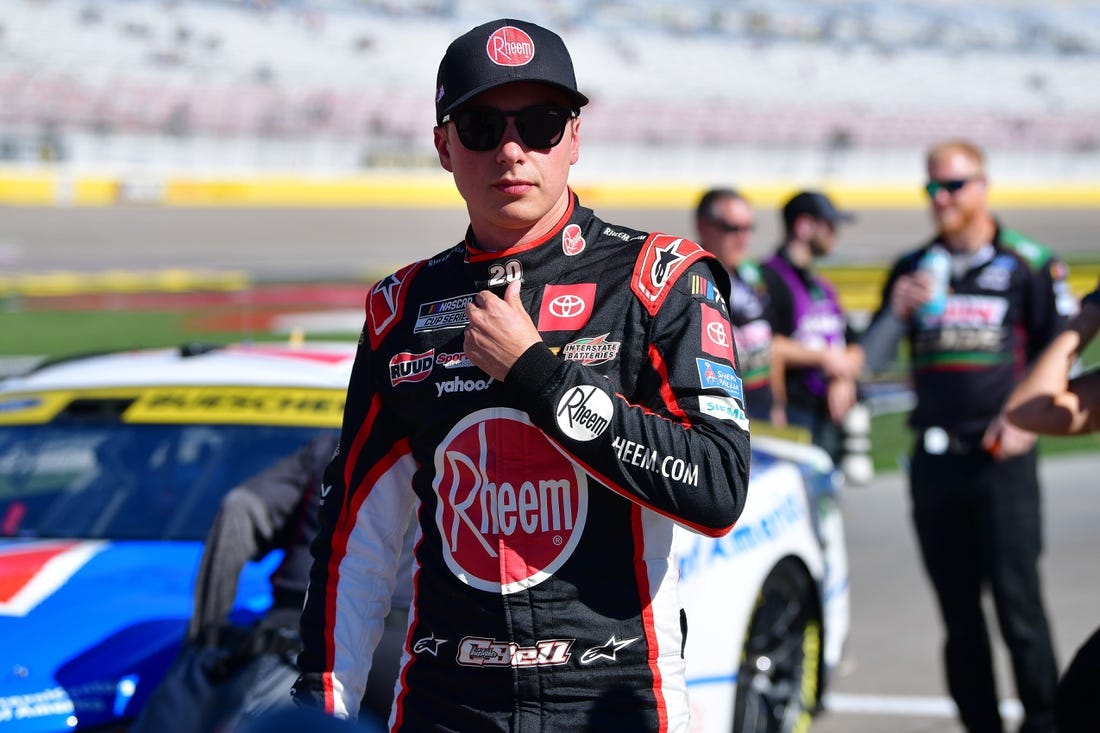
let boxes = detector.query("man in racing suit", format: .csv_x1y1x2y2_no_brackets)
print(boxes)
292,18,751,733
861,139,1075,733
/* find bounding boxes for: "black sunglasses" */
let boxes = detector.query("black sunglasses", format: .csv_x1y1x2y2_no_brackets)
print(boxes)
443,104,575,151
925,178,975,197
709,219,755,234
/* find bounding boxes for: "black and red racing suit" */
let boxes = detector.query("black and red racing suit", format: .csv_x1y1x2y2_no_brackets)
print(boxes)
294,193,751,732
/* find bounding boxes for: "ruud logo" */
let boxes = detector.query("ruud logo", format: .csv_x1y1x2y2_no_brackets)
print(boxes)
389,349,435,386
485,26,535,66
433,409,589,594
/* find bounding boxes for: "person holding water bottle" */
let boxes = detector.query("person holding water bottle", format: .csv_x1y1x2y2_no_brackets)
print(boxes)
860,139,1077,733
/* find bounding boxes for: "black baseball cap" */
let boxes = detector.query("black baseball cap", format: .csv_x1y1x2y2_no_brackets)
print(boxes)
781,191,855,228
435,19,589,125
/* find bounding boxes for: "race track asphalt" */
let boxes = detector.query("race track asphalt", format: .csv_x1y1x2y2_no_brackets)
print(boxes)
1,205,1097,282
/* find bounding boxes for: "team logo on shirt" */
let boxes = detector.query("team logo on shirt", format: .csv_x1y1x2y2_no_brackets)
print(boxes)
698,396,749,430
974,255,1016,291
700,304,737,362
696,358,744,402
390,349,435,386
457,636,573,667
436,351,475,369
562,224,586,256
561,334,621,365
689,274,726,307
433,408,589,594
632,235,708,315
580,635,639,664
413,633,448,656
414,293,476,332
537,284,596,331
555,385,613,442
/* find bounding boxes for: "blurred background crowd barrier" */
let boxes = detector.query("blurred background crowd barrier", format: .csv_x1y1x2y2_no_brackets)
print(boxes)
2,0,1099,201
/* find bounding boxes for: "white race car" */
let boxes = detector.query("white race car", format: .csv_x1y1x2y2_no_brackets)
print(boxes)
0,342,847,733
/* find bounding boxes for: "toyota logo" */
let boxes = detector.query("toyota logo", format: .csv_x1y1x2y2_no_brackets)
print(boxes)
706,321,731,348
549,295,587,318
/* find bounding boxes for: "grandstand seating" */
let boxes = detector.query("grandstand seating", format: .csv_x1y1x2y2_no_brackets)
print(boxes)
2,0,1099,175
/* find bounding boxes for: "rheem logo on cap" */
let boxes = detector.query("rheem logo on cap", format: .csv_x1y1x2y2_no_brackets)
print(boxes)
486,26,535,67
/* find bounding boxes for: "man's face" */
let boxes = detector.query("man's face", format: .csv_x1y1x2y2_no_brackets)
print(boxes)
434,82,580,249
697,197,755,274
808,218,837,258
926,149,987,239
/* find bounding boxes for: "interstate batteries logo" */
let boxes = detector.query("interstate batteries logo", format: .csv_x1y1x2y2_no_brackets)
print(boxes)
433,408,589,594
561,334,621,365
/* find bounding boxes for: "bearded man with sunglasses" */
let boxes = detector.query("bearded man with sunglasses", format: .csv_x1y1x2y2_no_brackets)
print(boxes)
861,139,1076,733
292,19,751,732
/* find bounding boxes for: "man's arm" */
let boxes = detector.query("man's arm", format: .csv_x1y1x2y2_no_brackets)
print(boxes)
981,252,1076,457
471,262,750,536
1005,285,1100,436
188,434,337,641
860,258,925,374
293,326,417,720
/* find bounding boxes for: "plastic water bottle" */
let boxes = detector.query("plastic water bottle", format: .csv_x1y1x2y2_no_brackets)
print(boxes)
915,247,949,324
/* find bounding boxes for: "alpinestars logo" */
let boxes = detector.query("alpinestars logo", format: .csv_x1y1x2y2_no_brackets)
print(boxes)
580,635,639,664
632,235,705,315
650,240,687,289
413,633,448,656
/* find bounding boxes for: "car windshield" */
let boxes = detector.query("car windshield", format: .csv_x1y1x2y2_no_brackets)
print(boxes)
0,422,332,541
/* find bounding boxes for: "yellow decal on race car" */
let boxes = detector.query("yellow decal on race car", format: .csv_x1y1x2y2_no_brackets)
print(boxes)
126,388,345,427
0,387,345,427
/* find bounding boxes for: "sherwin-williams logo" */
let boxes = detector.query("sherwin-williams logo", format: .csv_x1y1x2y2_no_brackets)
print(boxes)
486,26,535,66
433,408,588,594
696,357,744,402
